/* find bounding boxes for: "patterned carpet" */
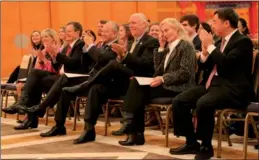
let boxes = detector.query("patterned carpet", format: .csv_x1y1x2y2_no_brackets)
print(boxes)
1,113,259,160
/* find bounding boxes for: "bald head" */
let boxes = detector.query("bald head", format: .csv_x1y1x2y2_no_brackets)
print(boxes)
129,13,149,38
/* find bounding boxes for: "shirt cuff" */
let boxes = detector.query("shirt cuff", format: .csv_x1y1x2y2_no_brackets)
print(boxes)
158,48,164,52
159,76,164,83
207,44,216,54
200,52,209,63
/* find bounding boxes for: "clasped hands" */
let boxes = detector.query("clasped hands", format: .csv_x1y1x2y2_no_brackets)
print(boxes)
199,29,214,57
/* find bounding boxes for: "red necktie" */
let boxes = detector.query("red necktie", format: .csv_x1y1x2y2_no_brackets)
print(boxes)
59,45,72,74
205,39,226,89
66,45,72,56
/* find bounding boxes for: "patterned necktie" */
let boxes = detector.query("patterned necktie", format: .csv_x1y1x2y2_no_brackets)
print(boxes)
205,39,226,89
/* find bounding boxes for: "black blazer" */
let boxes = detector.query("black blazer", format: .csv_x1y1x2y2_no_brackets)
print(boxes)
202,31,254,101
193,35,202,52
52,39,91,74
122,32,159,77
82,41,118,75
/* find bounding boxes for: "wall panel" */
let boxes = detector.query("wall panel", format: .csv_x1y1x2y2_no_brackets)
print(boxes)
1,2,22,77
1,1,258,77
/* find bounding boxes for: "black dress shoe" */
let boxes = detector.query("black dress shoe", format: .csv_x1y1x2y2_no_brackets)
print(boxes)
169,143,200,155
194,145,214,160
118,133,145,146
2,103,25,114
40,126,66,137
14,119,38,130
23,105,45,118
111,124,127,136
73,129,96,144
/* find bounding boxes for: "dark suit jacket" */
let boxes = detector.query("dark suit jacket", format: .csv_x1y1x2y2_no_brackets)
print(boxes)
52,39,91,74
193,35,202,52
122,32,159,77
202,31,254,102
154,40,196,92
82,41,118,75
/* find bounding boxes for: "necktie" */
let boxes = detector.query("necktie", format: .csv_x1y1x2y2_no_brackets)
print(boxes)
129,39,138,54
65,45,72,56
205,39,226,89
59,45,72,74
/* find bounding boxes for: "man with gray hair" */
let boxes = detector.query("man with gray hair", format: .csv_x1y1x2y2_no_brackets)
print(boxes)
30,21,120,138
60,13,159,145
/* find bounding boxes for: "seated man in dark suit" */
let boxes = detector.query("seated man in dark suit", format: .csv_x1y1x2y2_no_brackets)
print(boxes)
2,22,93,129
180,14,201,52
169,8,254,160
117,18,197,146
52,13,159,144
33,21,119,137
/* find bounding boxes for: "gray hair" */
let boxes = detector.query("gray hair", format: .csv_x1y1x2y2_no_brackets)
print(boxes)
106,21,119,33
130,13,149,30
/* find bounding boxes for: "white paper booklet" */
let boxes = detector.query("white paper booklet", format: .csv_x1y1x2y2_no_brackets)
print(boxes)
135,76,153,85
64,73,90,78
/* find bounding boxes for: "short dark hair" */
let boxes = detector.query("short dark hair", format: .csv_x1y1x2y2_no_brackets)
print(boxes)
85,30,97,42
66,21,83,37
214,8,239,29
200,22,212,34
180,14,200,32
239,18,250,36
99,20,107,25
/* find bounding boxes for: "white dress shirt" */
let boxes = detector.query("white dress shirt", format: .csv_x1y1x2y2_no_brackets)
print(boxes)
164,39,180,70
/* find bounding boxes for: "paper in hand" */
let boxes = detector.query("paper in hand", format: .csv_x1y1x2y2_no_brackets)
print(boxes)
134,76,153,85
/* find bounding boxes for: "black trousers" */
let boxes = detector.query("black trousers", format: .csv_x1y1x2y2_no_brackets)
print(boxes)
20,69,58,123
38,74,88,110
122,78,179,134
7,65,20,83
172,84,251,145
21,69,58,107
55,60,133,126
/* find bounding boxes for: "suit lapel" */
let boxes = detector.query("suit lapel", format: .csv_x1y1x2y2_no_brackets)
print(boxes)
131,32,148,56
222,31,240,54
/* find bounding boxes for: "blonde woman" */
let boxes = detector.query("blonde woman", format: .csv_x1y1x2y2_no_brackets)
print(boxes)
117,18,196,146
10,28,59,130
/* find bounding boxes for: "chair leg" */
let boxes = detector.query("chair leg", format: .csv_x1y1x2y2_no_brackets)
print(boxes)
154,109,165,135
217,112,224,158
16,113,19,120
165,105,172,147
4,91,9,118
223,123,232,146
104,102,109,136
73,100,78,131
243,114,250,160
45,107,49,126
0,90,5,117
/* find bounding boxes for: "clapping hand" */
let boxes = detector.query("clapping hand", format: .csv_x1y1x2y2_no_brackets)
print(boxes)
83,31,95,47
111,43,127,57
46,41,59,58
